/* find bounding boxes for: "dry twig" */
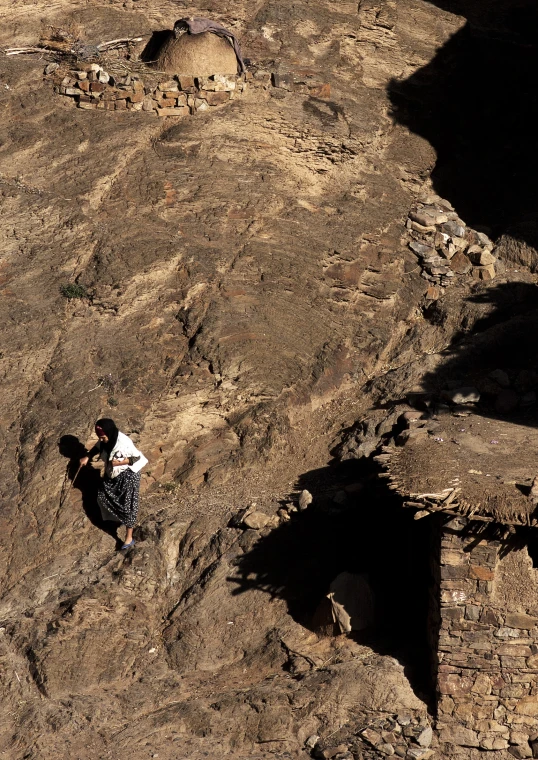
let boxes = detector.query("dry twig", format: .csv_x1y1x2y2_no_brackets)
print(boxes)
3,36,145,58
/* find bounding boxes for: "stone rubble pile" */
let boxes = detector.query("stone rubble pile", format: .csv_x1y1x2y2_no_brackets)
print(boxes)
238,497,303,531
406,199,498,296
311,713,435,760
45,62,246,116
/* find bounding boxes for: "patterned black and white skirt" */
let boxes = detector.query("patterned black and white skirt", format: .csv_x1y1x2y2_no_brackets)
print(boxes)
97,469,141,528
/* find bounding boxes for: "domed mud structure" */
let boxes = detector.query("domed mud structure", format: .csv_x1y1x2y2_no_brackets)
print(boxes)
156,32,238,77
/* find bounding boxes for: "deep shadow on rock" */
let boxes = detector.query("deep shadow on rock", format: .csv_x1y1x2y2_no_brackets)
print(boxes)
419,282,538,427
228,458,436,705
58,435,120,545
354,281,538,433
388,0,538,247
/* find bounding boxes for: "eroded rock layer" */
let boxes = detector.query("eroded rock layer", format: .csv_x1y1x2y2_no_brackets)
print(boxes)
1,1,538,759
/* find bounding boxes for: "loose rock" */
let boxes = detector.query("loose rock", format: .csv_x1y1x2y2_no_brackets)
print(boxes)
410,209,448,226
406,750,433,760
298,489,313,510
362,729,383,747
416,727,433,748
409,241,436,258
379,743,395,756
509,745,533,759
438,726,479,747
242,511,270,530
441,220,466,237
449,251,472,274
444,387,480,405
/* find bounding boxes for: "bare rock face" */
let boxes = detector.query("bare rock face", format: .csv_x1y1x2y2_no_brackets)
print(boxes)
156,31,238,75
1,0,538,758
496,230,538,273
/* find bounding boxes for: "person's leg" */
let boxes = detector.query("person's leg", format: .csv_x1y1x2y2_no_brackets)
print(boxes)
122,471,140,548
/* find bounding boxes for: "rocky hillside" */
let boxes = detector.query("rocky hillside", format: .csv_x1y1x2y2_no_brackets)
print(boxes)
0,1,537,758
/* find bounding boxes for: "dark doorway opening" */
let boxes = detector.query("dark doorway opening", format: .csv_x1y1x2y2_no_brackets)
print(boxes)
140,30,173,64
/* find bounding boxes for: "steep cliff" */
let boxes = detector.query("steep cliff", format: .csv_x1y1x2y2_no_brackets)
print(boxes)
1,1,536,758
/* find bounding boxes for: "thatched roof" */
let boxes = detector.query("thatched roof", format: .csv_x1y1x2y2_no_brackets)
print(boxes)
376,412,538,527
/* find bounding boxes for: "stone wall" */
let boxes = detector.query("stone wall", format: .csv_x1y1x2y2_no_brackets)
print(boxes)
45,62,247,116
436,517,538,756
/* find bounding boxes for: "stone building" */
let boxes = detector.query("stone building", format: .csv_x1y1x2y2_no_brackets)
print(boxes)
379,411,538,756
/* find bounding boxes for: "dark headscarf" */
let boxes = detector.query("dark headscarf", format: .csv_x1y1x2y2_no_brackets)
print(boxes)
95,418,119,454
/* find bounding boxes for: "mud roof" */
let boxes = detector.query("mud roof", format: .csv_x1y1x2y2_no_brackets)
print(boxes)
376,413,538,527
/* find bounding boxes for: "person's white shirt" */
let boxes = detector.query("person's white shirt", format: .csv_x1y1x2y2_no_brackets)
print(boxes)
100,432,148,479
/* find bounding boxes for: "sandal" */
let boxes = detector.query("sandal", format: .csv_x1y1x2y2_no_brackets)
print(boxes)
121,540,135,551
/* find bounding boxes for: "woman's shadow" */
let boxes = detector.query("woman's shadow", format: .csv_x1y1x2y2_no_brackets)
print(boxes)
58,435,123,548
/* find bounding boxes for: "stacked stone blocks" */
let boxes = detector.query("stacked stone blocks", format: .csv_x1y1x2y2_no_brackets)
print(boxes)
49,63,246,116
437,517,538,756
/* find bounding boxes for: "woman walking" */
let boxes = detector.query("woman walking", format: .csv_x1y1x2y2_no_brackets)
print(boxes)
80,418,147,550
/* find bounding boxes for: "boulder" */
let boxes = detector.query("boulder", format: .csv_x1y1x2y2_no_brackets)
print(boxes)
243,511,270,530
298,489,313,511
444,387,480,404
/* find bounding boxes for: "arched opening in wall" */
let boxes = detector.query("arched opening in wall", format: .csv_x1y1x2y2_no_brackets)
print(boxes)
230,457,438,705
140,30,173,63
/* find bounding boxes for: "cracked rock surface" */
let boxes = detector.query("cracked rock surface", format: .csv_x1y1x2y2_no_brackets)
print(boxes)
1,1,537,758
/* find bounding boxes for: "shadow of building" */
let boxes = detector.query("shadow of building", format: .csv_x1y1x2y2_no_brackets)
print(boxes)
419,282,538,426
228,457,436,703
389,0,538,247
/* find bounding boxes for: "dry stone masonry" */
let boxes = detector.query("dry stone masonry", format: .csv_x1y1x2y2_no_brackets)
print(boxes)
45,61,247,116
437,519,538,757
405,199,498,298
376,402,538,756
376,412,538,758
